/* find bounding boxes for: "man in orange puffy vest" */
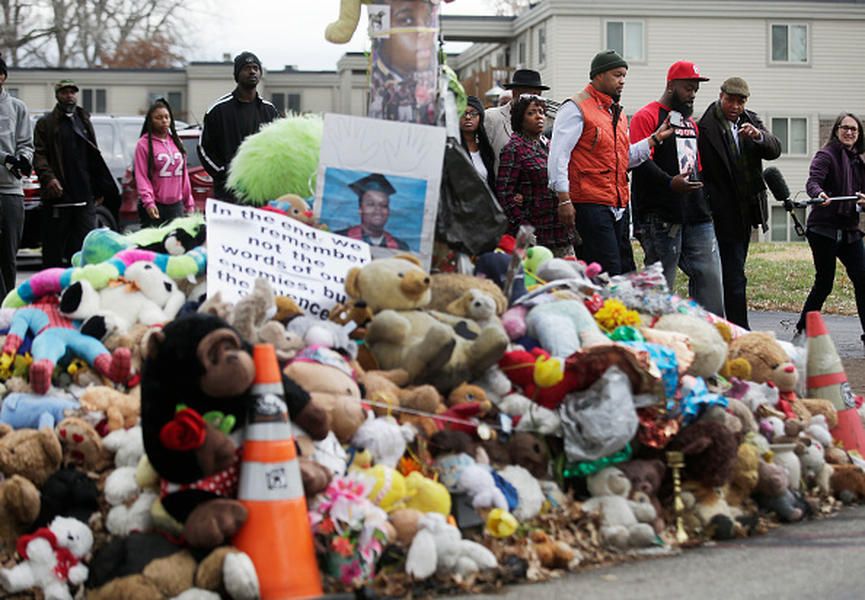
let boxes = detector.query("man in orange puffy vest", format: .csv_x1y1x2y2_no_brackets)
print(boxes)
549,50,671,276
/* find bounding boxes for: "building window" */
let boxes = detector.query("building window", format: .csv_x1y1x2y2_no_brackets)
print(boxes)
82,88,107,114
771,23,808,63
518,41,526,65
606,20,644,62
271,93,286,116
287,93,301,113
772,117,808,155
537,24,547,66
271,93,302,116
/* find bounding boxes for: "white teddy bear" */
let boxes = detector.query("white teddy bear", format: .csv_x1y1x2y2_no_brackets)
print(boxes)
61,261,185,339
405,513,498,579
0,516,93,600
583,467,657,550
351,412,416,469
458,463,508,511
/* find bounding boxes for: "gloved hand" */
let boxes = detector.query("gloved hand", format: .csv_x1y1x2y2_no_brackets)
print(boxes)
3,155,30,179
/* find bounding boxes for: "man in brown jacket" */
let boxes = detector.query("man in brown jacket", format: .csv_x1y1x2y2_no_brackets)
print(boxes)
33,80,118,267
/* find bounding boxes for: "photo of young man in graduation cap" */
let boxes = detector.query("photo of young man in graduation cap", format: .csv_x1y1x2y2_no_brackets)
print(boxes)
335,173,411,250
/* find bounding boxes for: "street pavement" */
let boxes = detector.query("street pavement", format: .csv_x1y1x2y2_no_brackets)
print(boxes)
749,310,862,359
461,506,865,600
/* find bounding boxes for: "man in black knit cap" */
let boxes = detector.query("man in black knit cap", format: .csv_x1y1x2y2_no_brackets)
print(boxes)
198,51,279,202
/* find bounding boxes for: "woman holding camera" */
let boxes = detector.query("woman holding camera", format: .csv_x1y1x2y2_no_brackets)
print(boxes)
795,113,865,347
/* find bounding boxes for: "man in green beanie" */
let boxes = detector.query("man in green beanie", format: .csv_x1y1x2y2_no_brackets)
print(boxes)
548,50,672,275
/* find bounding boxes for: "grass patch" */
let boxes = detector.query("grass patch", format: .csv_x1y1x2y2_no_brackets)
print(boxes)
631,241,857,315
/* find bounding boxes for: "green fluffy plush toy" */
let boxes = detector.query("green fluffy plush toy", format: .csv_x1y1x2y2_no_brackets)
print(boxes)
227,114,323,205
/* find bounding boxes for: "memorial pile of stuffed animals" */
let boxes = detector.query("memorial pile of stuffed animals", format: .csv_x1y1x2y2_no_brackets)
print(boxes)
0,210,861,600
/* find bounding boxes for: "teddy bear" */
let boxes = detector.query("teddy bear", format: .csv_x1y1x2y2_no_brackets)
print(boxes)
529,530,579,570
0,475,41,553
56,417,112,472
618,459,666,533
444,289,503,332
351,413,416,469
668,421,739,489
79,385,141,432
345,255,509,393
754,460,805,522
725,443,761,517
681,482,739,540
61,260,186,338
722,332,812,421
0,425,63,487
286,314,357,359
404,512,498,580
0,515,92,600
282,346,366,448
583,467,657,549
497,464,544,520
358,368,444,418
653,314,728,378
141,313,328,548
830,464,865,503
428,272,508,316
796,436,833,495
36,468,100,530
86,533,259,600
229,277,302,361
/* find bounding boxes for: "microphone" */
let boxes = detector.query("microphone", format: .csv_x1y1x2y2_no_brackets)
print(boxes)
763,167,859,206
762,166,790,203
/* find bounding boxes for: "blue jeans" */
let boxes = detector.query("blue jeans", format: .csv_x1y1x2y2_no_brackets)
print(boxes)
637,216,725,316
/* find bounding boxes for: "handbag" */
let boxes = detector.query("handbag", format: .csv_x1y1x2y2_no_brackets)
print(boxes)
436,138,507,256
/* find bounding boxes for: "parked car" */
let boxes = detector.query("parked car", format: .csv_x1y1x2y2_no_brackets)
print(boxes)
18,114,189,262
119,127,212,230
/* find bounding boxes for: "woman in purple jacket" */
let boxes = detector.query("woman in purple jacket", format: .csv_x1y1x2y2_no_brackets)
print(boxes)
795,113,865,346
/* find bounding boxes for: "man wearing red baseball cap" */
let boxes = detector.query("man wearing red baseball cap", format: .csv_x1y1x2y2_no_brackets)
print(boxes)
628,60,724,316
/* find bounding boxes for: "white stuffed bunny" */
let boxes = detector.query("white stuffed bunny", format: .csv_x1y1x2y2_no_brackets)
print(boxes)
405,513,497,579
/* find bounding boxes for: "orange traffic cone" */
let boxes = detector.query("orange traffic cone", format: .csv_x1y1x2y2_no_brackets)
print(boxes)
233,344,322,599
805,311,856,411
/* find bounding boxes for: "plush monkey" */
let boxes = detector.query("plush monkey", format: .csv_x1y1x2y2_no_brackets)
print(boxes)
141,313,327,548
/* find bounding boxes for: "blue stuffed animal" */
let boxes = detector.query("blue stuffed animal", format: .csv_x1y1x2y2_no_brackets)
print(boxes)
0,393,80,429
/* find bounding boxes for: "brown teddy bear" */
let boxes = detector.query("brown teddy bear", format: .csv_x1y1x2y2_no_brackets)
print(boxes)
345,255,508,393
830,464,865,503
56,417,112,472
358,368,444,417
87,533,258,600
529,530,577,570
0,475,40,553
723,332,811,421
428,272,508,316
618,459,666,533
725,443,760,516
80,385,140,432
0,425,62,487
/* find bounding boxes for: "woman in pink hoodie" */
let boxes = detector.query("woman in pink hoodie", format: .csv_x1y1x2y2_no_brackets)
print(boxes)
134,98,194,227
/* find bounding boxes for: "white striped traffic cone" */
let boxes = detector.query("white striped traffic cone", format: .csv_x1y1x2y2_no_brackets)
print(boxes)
233,344,322,599
805,311,856,411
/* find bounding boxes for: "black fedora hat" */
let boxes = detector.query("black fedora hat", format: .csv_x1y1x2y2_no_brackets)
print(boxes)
503,69,549,91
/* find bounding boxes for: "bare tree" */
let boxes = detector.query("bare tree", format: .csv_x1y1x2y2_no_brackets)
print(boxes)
0,0,54,65
486,0,532,17
7,0,191,68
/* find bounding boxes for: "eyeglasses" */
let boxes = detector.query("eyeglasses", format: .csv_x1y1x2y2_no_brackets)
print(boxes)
462,110,480,118
839,125,859,132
